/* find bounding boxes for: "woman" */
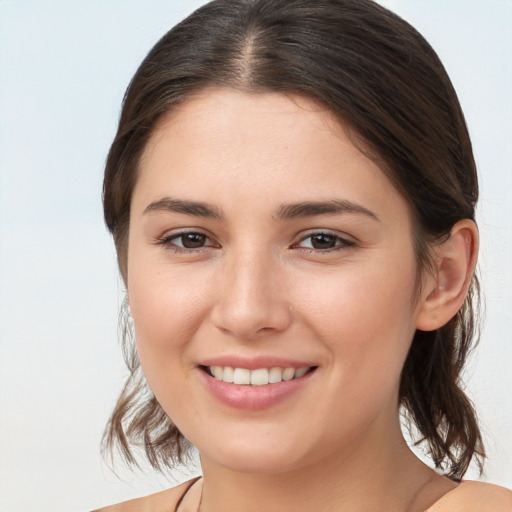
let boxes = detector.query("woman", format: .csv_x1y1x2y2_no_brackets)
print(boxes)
95,0,512,510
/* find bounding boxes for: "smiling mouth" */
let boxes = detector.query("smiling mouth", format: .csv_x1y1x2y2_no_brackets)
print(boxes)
202,366,317,386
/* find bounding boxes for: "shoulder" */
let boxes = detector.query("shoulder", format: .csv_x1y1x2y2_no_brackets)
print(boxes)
427,480,512,512
91,478,200,512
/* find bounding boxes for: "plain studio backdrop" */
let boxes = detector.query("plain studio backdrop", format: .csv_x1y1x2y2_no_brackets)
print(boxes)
0,1,510,511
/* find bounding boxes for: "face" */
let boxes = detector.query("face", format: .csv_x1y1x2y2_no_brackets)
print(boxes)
127,89,424,474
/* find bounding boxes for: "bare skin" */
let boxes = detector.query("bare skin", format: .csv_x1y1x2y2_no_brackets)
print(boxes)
198,423,457,512
124,88,478,512
94,477,512,512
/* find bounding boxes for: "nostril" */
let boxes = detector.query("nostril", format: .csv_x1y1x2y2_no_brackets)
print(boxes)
210,304,293,340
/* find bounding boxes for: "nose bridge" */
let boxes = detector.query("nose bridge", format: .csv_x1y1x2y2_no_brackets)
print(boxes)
211,243,291,338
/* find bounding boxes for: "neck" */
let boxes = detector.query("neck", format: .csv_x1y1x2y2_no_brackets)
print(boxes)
197,417,444,512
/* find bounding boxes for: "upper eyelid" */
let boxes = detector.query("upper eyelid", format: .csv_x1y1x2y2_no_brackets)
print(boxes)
155,228,356,247
156,229,218,249
296,237,352,247
295,229,355,243
160,227,213,240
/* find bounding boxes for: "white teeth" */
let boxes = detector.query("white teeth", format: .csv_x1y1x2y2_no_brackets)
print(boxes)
222,366,234,383
250,368,269,386
208,366,311,385
269,367,283,383
282,367,295,381
212,366,223,380
294,367,308,378
233,368,251,385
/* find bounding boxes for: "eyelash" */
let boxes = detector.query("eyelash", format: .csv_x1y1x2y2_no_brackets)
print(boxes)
156,231,218,253
294,232,357,253
156,230,357,254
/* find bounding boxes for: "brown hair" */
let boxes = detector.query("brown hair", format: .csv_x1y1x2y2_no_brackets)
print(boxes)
102,0,484,479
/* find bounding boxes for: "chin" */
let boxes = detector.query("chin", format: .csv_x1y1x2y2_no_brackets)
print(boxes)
195,434,314,475
210,451,308,475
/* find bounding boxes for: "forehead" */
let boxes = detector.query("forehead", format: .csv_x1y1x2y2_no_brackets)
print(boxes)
142,88,343,166
134,88,409,226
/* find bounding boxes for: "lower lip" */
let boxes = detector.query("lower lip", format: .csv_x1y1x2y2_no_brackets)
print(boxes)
199,369,316,411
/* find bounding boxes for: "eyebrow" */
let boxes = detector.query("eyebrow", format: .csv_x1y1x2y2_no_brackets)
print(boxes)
144,197,224,219
275,199,380,222
143,196,379,222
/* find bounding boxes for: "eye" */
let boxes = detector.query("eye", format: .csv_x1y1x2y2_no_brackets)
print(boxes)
296,232,356,251
158,231,218,251
175,232,208,249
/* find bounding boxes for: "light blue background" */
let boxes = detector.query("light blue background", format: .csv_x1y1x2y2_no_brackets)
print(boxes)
0,1,510,510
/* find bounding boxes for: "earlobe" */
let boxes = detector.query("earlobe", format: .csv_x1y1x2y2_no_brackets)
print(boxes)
415,219,478,332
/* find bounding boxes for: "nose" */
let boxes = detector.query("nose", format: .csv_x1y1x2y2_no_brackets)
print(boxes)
210,248,292,340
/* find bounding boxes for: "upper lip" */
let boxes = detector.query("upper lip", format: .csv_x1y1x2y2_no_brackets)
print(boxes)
199,356,316,370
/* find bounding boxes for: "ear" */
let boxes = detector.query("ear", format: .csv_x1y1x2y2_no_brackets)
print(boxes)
415,219,478,331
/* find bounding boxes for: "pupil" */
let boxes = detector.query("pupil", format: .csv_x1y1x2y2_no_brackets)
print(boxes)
312,234,335,249
183,233,206,248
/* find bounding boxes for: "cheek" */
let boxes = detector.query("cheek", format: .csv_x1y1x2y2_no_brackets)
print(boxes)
127,256,212,380
296,254,418,389
127,266,214,432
